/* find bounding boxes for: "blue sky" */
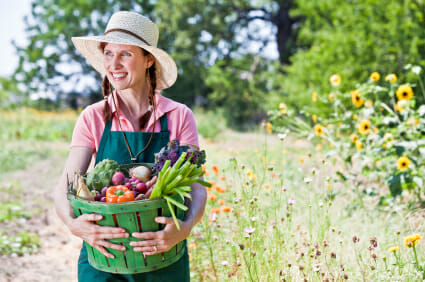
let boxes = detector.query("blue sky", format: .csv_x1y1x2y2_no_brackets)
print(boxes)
0,1,31,76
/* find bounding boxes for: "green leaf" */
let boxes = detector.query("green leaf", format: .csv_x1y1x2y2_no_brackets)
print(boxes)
163,195,188,211
166,199,180,231
387,173,402,196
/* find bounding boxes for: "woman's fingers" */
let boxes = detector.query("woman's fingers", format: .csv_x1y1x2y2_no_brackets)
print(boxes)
94,245,115,259
94,225,128,235
79,213,103,222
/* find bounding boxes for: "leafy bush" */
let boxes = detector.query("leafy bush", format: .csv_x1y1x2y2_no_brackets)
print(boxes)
272,0,425,112
269,66,425,205
193,108,227,141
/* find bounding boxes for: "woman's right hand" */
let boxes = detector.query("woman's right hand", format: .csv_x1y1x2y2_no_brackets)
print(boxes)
68,213,129,258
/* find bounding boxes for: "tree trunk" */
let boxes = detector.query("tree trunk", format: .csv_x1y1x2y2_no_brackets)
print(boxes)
273,0,298,65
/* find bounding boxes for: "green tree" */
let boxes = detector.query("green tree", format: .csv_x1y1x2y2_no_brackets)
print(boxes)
276,0,425,112
14,0,300,122
14,0,156,106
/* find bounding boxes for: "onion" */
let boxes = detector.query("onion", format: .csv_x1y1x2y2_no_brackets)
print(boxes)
112,171,125,185
129,166,151,183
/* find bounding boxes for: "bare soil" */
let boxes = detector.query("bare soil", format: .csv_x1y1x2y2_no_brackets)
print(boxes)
0,151,81,282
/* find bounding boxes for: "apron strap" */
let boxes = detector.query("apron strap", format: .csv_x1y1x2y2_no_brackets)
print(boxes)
160,114,169,132
96,119,112,165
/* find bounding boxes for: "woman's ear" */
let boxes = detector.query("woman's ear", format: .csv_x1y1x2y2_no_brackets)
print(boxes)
147,54,155,68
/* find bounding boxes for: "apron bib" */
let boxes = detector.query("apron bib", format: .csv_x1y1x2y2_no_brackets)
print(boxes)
77,114,190,282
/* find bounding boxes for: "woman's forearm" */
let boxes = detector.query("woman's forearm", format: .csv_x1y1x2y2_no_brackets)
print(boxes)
54,147,93,227
184,182,207,229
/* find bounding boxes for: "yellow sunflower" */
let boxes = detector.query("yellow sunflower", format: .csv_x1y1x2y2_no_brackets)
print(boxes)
328,92,335,101
312,114,317,123
404,234,421,248
352,114,358,120
266,122,272,133
351,90,365,107
330,74,341,86
397,156,410,171
314,124,324,136
355,140,362,151
396,85,414,101
358,120,371,135
370,72,380,82
312,92,317,102
385,74,397,83
350,133,358,143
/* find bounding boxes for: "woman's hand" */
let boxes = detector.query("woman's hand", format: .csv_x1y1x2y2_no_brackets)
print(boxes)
68,213,129,258
130,217,191,255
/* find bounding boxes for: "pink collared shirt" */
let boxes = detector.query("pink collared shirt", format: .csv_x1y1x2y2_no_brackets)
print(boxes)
71,91,199,159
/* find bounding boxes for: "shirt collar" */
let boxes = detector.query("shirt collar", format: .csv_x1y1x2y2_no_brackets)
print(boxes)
108,90,179,128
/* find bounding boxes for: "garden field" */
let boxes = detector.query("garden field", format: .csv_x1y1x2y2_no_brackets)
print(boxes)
0,109,424,281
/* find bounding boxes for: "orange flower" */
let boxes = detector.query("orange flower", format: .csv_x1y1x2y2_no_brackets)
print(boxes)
220,175,226,181
222,206,232,212
218,199,224,205
212,165,219,175
208,193,217,201
210,207,221,214
202,164,209,176
206,186,213,191
208,180,216,186
216,186,227,193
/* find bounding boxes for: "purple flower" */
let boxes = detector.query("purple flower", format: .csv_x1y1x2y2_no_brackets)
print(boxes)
281,186,287,192
288,198,295,205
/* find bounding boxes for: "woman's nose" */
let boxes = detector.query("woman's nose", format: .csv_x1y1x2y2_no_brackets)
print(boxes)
110,55,122,69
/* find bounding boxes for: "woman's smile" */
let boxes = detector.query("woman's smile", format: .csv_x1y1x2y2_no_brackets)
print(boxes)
111,72,128,81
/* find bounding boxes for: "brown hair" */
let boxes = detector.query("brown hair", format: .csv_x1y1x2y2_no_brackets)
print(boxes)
99,43,157,130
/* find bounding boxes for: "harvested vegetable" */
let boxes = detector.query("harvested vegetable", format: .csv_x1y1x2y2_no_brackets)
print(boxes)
75,174,94,201
151,139,206,175
86,159,120,191
112,171,125,185
106,186,135,203
129,165,151,183
150,152,211,230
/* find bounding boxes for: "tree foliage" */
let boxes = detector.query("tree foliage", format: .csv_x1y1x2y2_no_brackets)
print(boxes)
13,0,299,128
277,0,425,110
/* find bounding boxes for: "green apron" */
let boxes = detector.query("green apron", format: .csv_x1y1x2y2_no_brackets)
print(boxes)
77,114,190,281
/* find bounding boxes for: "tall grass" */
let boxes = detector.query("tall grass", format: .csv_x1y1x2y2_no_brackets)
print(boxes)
190,130,424,281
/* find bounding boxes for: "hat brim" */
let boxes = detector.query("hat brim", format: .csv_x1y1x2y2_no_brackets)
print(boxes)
72,33,177,90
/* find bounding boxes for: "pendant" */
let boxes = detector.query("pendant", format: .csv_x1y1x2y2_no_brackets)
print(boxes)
131,157,137,162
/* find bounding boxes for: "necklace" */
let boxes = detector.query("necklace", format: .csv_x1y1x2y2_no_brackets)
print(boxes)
111,92,156,163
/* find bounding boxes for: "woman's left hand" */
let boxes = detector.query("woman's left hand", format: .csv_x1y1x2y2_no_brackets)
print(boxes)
130,217,191,255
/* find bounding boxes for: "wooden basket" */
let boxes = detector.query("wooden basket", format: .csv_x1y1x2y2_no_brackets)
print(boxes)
68,163,185,274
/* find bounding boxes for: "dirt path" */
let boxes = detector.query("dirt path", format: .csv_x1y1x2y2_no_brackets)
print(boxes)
0,151,81,282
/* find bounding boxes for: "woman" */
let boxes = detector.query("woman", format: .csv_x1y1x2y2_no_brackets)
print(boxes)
54,11,206,281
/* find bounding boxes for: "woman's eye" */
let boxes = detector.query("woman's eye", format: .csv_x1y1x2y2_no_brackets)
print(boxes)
122,52,131,56
104,51,112,56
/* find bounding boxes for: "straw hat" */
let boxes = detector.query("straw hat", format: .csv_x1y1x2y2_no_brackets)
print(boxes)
72,11,177,90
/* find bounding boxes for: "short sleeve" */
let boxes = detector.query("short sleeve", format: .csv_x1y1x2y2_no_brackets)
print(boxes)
177,107,199,148
70,109,96,149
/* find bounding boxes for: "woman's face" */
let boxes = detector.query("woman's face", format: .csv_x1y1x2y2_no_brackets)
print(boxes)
103,43,154,92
